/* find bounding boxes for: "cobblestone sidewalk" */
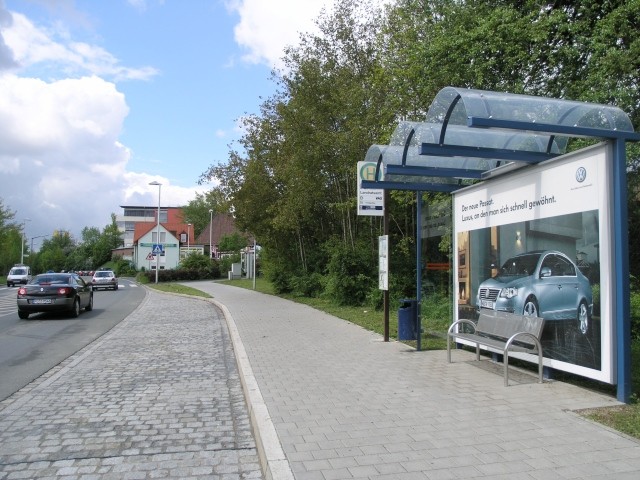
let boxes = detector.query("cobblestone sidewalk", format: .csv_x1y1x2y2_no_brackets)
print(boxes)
0,289,262,480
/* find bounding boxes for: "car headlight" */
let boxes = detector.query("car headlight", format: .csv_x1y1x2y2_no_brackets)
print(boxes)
500,287,519,299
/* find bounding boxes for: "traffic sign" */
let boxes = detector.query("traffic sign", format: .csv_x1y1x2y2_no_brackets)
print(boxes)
152,244,164,254
146,253,155,261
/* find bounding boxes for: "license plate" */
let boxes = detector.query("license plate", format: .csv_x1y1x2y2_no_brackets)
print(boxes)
31,299,52,304
480,300,495,309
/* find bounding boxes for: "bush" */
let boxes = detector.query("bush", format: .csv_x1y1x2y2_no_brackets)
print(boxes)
264,261,294,294
323,239,376,306
291,272,325,297
139,256,221,284
183,254,221,279
631,290,640,340
219,254,241,276
111,258,136,277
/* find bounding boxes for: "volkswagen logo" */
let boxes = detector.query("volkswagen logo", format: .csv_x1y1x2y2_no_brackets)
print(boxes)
576,167,587,183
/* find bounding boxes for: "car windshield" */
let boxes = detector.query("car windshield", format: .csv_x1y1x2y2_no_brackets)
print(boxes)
32,275,71,285
11,268,26,275
496,253,541,277
95,271,113,277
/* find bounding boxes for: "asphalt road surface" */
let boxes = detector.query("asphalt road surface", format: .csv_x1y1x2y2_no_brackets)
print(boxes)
0,278,146,401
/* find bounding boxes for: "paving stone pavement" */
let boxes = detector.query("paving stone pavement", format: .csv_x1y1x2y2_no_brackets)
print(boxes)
185,281,640,480
0,289,262,480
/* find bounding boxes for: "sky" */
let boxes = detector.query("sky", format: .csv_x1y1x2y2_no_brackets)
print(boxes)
0,0,348,248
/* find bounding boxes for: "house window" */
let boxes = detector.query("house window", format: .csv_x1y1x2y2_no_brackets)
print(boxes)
151,231,166,243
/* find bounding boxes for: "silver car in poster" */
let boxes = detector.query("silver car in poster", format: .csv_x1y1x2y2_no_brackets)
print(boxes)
476,250,593,335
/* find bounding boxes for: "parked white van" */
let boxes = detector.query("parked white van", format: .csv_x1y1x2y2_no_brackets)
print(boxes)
7,265,32,287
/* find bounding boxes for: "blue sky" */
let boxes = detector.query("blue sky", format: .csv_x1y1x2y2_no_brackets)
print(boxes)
0,0,342,245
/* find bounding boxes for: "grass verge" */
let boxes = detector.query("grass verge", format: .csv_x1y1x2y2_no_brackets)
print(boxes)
146,282,212,298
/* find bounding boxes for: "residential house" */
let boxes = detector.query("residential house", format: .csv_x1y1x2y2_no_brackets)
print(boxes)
132,221,204,271
195,213,249,258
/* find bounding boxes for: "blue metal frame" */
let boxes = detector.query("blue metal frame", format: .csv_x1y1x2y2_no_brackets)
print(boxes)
361,180,460,192
420,143,560,163
613,139,632,402
468,117,640,141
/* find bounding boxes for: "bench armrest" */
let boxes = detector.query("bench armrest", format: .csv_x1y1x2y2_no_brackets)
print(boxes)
447,319,478,363
447,319,477,335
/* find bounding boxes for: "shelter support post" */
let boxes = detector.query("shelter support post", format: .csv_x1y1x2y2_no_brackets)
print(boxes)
613,139,631,403
416,192,422,351
384,189,390,342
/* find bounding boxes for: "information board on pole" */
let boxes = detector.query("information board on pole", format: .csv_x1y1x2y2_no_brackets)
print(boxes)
379,235,388,290
357,161,384,216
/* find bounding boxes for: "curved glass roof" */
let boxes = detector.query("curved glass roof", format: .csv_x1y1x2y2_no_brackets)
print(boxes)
428,87,635,133
362,87,639,191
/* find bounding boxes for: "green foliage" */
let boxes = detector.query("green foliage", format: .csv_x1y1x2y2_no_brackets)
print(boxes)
179,253,221,279
141,260,221,283
631,290,640,340
108,257,137,277
181,253,213,270
291,272,325,297
179,189,229,237
263,259,294,294
147,283,212,298
0,199,21,274
218,232,248,253
323,238,376,306
219,254,241,277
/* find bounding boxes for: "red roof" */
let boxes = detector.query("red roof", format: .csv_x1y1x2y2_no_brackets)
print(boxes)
133,222,195,244
195,214,247,247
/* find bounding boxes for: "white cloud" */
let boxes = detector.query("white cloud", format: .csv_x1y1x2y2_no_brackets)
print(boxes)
0,72,201,239
0,3,185,240
1,9,158,81
226,0,330,69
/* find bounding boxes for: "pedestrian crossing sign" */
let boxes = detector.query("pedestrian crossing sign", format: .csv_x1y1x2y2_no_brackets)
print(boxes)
146,253,155,261
152,244,164,254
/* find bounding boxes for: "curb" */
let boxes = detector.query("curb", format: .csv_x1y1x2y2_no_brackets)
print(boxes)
208,297,295,480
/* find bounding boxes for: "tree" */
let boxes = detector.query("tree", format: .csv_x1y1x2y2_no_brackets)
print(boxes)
180,189,229,238
200,0,392,283
0,199,20,273
92,214,122,268
39,231,75,272
199,0,640,304
218,232,248,253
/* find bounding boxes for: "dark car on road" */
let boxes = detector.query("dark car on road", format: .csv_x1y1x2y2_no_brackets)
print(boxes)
17,273,93,319
476,250,593,335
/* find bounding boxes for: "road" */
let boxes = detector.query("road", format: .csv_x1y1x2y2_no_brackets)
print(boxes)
0,278,146,401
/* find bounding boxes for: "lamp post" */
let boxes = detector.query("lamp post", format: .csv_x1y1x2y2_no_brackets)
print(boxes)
209,209,213,258
30,235,49,263
20,218,31,264
149,181,162,283
187,223,191,255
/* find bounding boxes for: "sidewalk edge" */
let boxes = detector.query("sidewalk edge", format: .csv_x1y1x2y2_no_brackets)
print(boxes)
208,298,295,480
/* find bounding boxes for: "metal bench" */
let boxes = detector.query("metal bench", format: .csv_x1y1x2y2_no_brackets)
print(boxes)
447,310,545,386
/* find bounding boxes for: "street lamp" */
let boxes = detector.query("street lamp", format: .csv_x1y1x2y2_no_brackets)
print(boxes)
20,218,31,264
209,209,213,259
149,181,162,283
30,235,49,262
187,223,191,255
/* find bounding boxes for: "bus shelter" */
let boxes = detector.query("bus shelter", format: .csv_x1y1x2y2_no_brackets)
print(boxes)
362,87,639,402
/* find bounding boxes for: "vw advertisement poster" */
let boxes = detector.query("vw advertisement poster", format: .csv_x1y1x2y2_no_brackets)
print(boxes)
453,143,614,382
